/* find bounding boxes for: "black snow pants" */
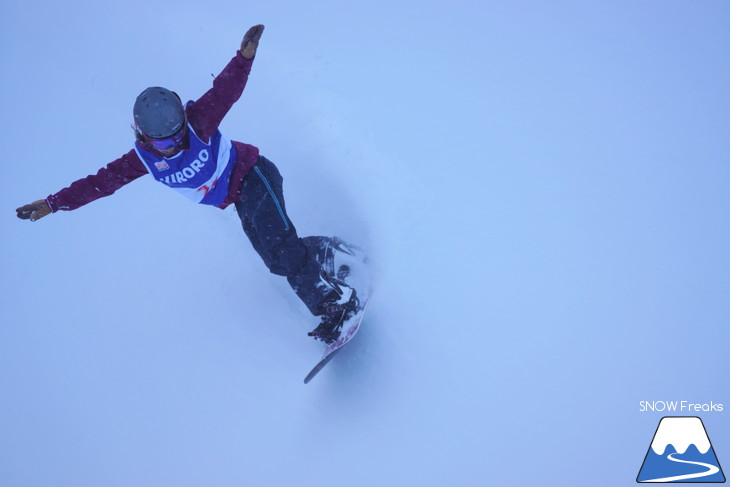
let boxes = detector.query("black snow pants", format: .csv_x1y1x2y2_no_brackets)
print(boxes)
234,155,331,316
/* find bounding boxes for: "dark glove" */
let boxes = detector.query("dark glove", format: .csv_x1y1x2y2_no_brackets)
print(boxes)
16,199,51,221
240,24,265,59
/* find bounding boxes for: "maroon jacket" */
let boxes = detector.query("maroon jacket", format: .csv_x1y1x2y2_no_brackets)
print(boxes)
46,52,260,213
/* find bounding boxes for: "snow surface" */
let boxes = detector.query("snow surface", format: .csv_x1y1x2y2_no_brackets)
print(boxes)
2,1,729,486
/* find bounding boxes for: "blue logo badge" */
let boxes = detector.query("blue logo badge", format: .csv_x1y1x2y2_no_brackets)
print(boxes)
637,416,725,483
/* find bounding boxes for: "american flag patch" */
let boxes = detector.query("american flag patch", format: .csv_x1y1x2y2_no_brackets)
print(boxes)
155,161,170,171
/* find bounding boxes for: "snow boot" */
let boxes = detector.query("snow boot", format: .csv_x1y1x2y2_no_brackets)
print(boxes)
308,271,360,344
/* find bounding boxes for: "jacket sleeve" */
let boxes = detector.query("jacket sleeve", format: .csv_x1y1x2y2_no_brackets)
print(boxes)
45,149,149,212
187,52,254,141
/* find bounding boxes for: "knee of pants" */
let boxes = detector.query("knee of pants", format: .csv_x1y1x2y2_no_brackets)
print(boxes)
260,236,308,277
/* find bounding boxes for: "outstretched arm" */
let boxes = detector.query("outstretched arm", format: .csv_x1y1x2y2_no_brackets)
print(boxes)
16,150,148,221
187,24,265,141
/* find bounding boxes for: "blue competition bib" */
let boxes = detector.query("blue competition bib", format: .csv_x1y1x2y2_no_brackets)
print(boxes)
134,121,236,207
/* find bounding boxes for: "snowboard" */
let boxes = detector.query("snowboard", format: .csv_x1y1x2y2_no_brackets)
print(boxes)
303,289,371,384
304,237,371,384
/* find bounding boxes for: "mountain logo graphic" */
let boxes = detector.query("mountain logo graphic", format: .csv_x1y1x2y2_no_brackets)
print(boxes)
637,416,725,483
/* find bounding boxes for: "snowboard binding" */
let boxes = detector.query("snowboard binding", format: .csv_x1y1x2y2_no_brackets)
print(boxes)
308,271,360,344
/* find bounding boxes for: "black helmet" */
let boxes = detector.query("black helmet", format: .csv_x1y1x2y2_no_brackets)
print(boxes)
133,87,185,139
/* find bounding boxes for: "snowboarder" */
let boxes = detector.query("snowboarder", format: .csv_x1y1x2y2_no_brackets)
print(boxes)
15,24,360,344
